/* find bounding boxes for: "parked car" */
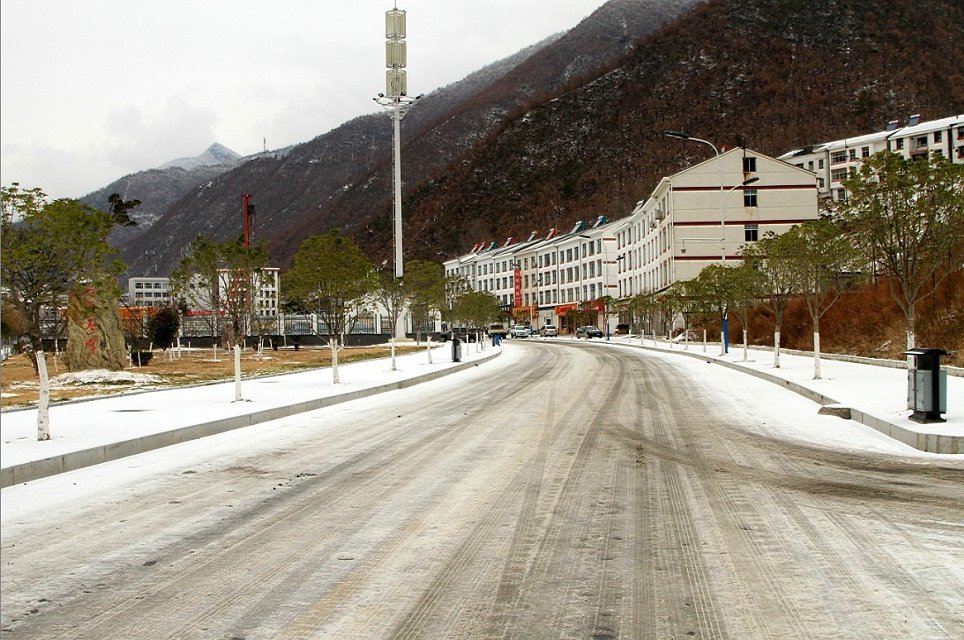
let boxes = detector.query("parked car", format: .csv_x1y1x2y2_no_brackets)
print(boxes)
540,324,558,337
576,325,604,339
510,324,530,338
671,330,699,343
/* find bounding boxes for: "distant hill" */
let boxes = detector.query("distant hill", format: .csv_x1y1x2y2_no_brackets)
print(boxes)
158,143,240,171
79,144,245,252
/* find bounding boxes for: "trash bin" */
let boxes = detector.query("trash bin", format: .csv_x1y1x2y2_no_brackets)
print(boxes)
904,348,949,423
452,337,462,363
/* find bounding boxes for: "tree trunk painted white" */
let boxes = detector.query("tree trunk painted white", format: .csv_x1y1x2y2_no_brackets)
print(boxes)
813,331,822,380
773,329,781,368
390,337,397,371
37,352,50,441
906,329,916,367
233,345,242,401
213,342,219,362
703,329,707,353
331,341,340,384
742,329,748,362
426,338,433,364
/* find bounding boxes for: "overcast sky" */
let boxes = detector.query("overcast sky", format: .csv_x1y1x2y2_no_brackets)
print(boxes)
1,1,609,199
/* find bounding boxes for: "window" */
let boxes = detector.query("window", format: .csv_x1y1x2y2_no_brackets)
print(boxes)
818,159,825,169
744,224,759,242
831,168,848,182
861,146,870,158
831,151,847,164
895,139,904,150
848,149,857,161
934,131,943,143
743,157,757,173
957,146,964,160
743,189,758,207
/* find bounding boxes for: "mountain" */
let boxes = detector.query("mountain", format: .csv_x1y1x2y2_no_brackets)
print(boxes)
79,143,246,251
115,0,706,277
113,0,963,279
402,0,964,256
158,143,241,171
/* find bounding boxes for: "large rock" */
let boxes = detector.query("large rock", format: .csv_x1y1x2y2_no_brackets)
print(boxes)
65,285,128,371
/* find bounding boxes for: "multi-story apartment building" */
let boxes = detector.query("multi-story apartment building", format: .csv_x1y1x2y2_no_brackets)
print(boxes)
128,277,173,308
779,114,963,202
615,147,818,298
444,148,819,334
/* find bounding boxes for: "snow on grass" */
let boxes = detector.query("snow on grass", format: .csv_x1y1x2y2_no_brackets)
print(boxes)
49,369,165,386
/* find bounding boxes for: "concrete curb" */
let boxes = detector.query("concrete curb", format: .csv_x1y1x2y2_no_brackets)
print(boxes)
604,341,962,455
1,350,501,488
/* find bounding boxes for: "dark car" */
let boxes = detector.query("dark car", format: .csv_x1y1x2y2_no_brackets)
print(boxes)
576,325,604,339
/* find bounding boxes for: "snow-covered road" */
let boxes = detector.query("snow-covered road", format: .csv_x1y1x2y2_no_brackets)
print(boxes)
2,341,961,639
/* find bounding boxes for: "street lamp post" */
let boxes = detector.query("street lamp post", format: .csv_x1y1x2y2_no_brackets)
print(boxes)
663,130,730,353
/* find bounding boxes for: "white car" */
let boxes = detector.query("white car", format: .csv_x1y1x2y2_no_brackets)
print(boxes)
510,325,530,338
540,325,558,337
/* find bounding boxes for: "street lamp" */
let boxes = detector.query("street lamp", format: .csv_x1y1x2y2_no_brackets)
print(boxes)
375,6,419,278
663,130,725,259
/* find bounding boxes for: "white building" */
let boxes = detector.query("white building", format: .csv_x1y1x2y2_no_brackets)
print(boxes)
445,217,621,334
616,147,818,297
128,277,173,308
444,148,819,334
779,113,964,202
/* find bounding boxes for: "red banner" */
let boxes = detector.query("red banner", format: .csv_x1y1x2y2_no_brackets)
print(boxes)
513,268,522,307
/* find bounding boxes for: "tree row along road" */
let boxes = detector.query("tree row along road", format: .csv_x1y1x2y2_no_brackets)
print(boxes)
1,342,962,639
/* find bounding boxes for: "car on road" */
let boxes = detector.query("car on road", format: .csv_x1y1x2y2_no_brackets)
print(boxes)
510,324,530,338
575,325,604,339
540,325,558,337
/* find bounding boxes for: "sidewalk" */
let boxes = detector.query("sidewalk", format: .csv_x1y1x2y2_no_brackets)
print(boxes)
1,343,500,488
597,334,961,455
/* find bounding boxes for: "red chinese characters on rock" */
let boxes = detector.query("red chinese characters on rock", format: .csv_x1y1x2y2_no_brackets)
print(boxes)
85,316,97,352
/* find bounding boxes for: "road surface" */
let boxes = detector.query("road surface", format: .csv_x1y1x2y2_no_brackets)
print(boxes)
2,341,962,639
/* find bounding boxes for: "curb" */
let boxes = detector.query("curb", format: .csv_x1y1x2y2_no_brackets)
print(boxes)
601,341,962,455
1,350,501,488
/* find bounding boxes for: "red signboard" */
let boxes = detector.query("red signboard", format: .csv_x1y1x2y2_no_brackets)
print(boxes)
513,268,522,307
